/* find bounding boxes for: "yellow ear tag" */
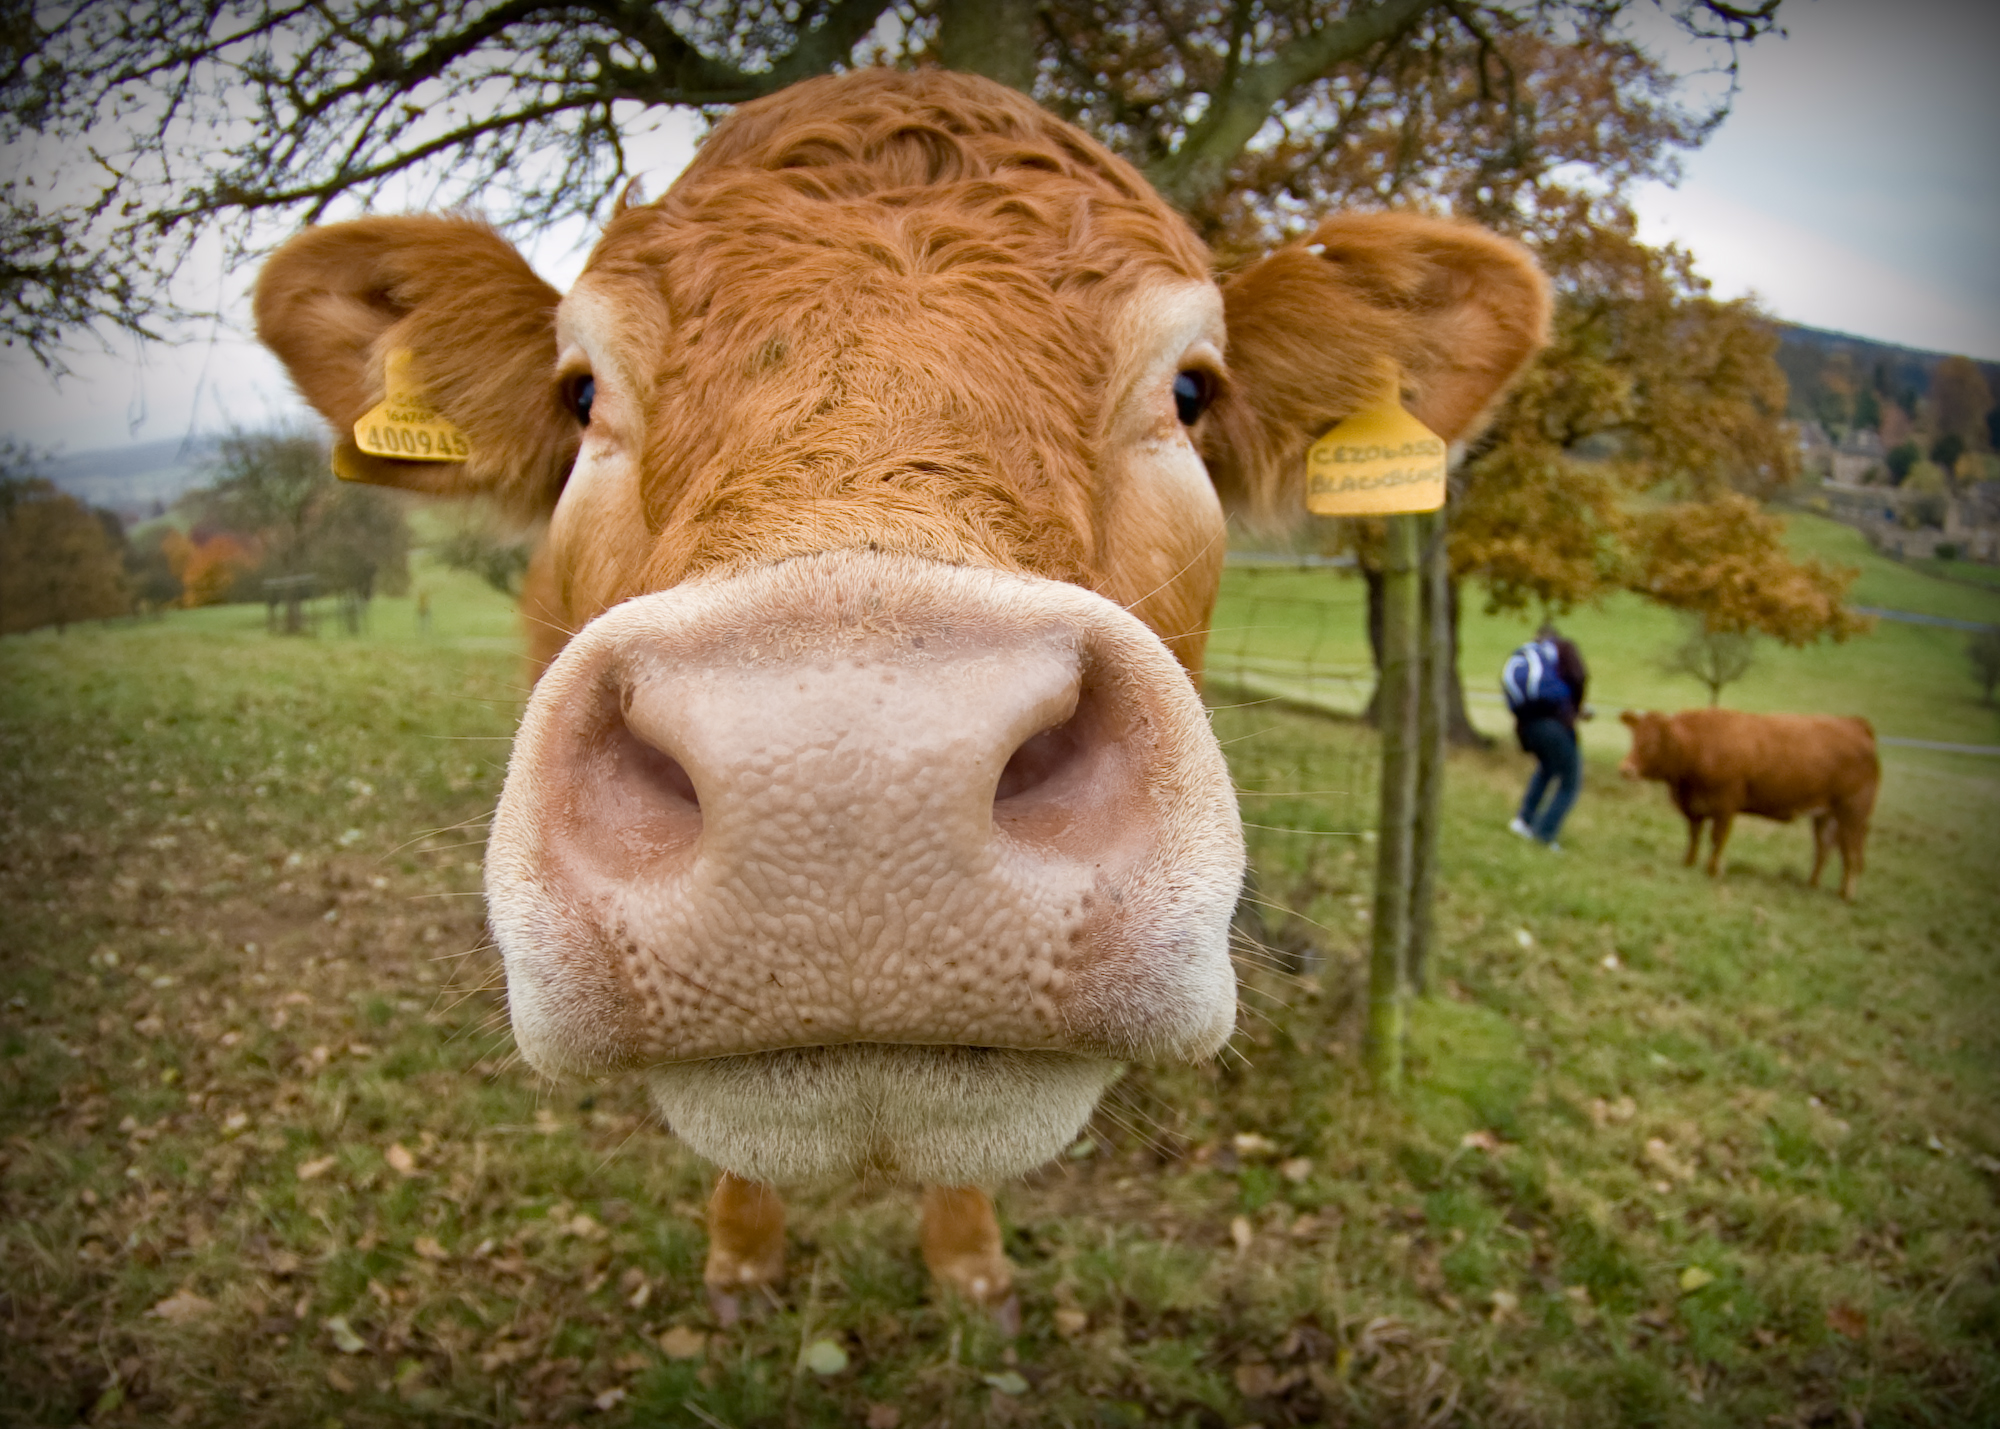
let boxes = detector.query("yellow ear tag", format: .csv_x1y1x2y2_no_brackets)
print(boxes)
352,349,472,463
1304,382,1447,515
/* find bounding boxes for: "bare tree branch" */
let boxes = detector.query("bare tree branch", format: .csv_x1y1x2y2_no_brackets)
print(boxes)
1143,0,1444,208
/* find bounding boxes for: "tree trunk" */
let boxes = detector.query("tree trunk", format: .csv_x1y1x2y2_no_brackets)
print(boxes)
1365,569,1488,748
1364,514,1420,1090
1406,507,1450,995
934,0,1040,93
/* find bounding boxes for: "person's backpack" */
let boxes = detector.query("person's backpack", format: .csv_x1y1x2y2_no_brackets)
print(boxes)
1501,639,1571,717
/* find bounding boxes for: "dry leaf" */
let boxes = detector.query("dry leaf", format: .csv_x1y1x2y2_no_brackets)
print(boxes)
1279,1157,1313,1183
147,1291,214,1324
982,1370,1029,1395
325,1365,355,1393
659,1326,707,1360
413,1236,448,1262
802,1339,848,1375
1235,1363,1277,1397
1230,1215,1253,1252
1490,1289,1520,1322
1460,1130,1502,1154
324,1315,366,1354
1679,1266,1716,1293
385,1143,417,1175
1232,1132,1278,1158
1053,1308,1089,1337
593,1388,628,1411
1826,1302,1867,1340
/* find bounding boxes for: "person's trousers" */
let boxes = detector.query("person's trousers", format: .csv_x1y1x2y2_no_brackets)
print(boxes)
1517,716,1581,843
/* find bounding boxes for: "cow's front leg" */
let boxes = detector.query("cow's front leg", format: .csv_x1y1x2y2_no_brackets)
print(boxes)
1809,812,1835,888
704,1171,786,1324
1682,816,1703,868
921,1185,1017,1326
1706,811,1735,878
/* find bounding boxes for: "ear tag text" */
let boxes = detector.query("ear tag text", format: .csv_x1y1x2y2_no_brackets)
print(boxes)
1304,386,1446,515
352,349,472,464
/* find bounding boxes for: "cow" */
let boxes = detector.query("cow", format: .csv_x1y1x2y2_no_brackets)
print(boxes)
254,69,1549,1317
1619,708,1880,900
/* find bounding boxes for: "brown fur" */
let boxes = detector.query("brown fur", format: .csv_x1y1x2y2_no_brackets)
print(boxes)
1619,708,1880,900
255,68,1551,1310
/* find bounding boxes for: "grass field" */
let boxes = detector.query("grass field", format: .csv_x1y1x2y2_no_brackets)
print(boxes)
2,540,1997,1427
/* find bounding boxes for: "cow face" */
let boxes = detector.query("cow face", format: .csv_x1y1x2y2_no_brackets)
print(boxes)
1620,710,1669,780
257,70,1548,1189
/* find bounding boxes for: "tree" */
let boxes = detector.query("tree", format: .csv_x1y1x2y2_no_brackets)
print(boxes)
1886,440,1921,484
1969,625,2000,707
1931,355,1994,454
2,0,1784,357
1663,619,1755,705
181,426,411,624
436,506,535,599
0,445,131,633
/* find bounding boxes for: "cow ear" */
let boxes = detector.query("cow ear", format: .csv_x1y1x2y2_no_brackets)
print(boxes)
254,215,575,521
1202,213,1550,526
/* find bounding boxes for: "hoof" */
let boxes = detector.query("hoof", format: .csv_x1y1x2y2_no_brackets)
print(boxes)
706,1284,742,1327
992,1293,1021,1337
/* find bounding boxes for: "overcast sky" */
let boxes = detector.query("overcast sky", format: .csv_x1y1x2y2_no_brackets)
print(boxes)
3,0,1996,457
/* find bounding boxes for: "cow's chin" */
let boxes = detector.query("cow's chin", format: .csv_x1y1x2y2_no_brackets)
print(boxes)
646,1044,1122,1190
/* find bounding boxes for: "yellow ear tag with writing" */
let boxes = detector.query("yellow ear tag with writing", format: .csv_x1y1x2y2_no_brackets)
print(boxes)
1304,381,1446,516
351,349,472,464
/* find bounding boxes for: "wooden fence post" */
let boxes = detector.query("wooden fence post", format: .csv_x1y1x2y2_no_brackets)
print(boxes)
1407,504,1450,995
1365,512,1421,1089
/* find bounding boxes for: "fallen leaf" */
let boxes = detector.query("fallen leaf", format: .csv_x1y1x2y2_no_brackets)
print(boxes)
412,1236,448,1262
1053,1308,1089,1337
1230,1215,1253,1252
1490,1289,1520,1322
324,1315,367,1354
567,1212,605,1240
1460,1130,1501,1154
325,1365,355,1393
659,1326,707,1360
865,1406,902,1429
982,1370,1029,1396
1232,1132,1278,1158
593,1388,627,1411
148,1291,214,1324
1679,1266,1716,1293
1279,1157,1313,1183
385,1143,417,1175
1235,1363,1277,1397
1826,1302,1867,1340
802,1339,848,1376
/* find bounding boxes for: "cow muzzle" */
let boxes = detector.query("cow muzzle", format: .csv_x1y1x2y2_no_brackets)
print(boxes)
485,550,1242,1184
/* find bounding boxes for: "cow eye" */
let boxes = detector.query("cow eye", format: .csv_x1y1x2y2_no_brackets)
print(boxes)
570,376,595,426
1173,370,1213,425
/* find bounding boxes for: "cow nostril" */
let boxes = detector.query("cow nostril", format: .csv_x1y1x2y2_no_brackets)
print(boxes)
629,732,700,809
995,720,1082,804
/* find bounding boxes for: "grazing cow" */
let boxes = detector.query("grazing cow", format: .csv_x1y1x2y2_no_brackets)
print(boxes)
1619,709,1880,900
255,69,1548,1315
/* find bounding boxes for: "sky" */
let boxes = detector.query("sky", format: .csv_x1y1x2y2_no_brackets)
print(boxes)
2,0,1996,457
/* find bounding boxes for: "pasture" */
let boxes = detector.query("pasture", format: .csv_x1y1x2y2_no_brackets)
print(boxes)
2,546,1997,1427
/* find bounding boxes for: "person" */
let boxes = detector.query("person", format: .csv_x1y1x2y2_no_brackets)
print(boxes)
1502,622,1589,849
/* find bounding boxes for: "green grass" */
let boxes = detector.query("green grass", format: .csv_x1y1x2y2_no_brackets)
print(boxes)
3,543,1997,1427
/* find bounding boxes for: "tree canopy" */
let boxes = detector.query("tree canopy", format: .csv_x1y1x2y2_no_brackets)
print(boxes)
2,0,1782,361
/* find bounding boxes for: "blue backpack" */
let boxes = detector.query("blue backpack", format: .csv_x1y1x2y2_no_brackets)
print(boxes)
1501,639,1570,717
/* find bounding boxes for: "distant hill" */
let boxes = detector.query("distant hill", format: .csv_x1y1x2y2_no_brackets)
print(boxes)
1774,322,2000,427
44,436,222,520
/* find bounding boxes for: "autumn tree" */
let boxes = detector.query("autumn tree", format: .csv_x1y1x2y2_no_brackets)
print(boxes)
0,444,131,633
2,0,1785,359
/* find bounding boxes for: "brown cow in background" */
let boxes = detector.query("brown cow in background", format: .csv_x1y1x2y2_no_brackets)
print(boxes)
1620,709,1880,900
